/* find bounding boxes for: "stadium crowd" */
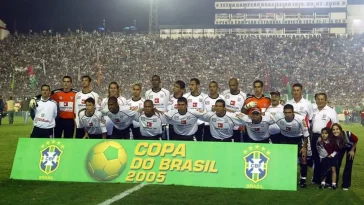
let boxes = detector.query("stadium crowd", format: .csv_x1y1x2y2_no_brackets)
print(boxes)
1,32,364,107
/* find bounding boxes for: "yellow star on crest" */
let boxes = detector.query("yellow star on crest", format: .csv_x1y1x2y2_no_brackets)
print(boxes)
255,145,260,149
248,146,253,150
243,150,248,154
41,144,45,148
57,141,61,145
61,145,65,149
266,151,271,155
52,140,56,144
261,147,266,151
46,141,50,145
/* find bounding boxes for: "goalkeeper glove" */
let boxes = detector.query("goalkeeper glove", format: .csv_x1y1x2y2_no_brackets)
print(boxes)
29,97,38,109
244,101,257,109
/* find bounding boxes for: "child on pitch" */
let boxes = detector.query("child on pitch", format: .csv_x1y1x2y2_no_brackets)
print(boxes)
316,127,339,189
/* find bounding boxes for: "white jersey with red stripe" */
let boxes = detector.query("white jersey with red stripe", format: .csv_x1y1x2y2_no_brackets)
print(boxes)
203,94,225,126
274,112,310,138
184,92,207,125
101,96,127,109
32,98,58,129
126,97,145,128
286,97,313,127
74,90,101,128
200,112,245,140
222,90,247,130
145,88,170,112
238,114,275,141
78,110,107,135
137,113,167,137
165,110,204,136
101,106,138,130
312,105,338,134
266,104,284,135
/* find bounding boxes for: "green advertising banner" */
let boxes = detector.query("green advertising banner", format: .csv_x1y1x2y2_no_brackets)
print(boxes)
11,139,298,191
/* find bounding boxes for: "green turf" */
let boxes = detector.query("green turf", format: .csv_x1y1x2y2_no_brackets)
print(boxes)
0,117,363,205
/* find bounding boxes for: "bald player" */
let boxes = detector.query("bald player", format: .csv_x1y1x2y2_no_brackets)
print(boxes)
222,78,247,142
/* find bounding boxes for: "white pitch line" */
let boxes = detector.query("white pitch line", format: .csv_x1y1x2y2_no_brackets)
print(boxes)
98,183,147,205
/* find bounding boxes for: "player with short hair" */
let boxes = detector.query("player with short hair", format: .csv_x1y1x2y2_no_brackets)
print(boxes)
266,91,284,143
145,75,170,112
200,99,246,142
136,100,166,140
74,75,101,139
222,78,247,142
30,85,59,138
78,97,106,139
184,78,206,141
238,108,275,143
311,92,338,184
165,97,204,141
242,80,271,142
273,104,310,188
203,81,225,141
127,83,145,139
168,80,186,140
101,97,139,139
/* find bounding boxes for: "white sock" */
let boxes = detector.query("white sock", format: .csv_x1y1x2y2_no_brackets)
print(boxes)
332,183,336,186
321,182,325,185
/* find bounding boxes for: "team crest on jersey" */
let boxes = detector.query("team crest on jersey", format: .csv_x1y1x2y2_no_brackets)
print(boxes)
243,147,270,184
77,96,81,99
188,99,192,103
39,140,64,175
225,95,230,99
205,101,210,105
238,98,241,101
199,98,203,102
161,94,165,98
149,95,153,100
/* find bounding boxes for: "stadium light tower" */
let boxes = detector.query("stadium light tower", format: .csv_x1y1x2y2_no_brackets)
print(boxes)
148,0,158,35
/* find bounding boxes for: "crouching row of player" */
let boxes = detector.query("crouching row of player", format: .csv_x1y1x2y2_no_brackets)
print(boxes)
316,124,358,190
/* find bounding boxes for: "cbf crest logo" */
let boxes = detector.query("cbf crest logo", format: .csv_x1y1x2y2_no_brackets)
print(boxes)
39,140,64,175
243,145,271,183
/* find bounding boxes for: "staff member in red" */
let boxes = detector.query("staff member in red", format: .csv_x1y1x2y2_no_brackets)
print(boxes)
311,93,338,184
361,108,364,126
332,123,358,191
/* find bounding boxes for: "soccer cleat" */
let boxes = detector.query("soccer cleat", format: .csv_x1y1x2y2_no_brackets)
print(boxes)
343,188,349,191
332,185,337,190
299,179,307,188
318,184,325,189
325,184,332,189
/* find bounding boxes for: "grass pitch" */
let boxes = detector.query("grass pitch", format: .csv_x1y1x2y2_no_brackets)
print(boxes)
0,117,363,205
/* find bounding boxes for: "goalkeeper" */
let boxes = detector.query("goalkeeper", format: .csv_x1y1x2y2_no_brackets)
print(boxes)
316,127,339,189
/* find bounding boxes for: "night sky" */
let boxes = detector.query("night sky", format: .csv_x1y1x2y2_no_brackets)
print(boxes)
0,0,215,33
1,0,362,33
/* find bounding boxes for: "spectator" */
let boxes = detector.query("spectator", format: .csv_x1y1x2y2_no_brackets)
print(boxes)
21,97,31,124
6,96,15,124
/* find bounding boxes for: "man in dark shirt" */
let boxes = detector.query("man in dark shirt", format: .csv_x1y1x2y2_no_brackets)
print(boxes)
0,95,4,125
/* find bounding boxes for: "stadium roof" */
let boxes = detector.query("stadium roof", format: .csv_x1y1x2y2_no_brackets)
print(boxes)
159,25,216,29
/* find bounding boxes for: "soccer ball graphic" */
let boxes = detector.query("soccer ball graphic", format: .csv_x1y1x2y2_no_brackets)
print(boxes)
86,141,128,181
